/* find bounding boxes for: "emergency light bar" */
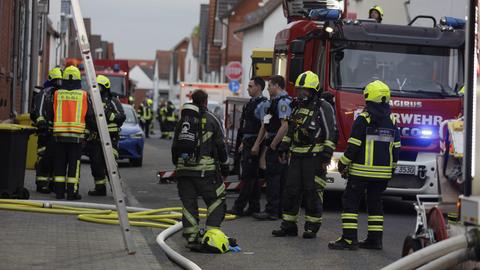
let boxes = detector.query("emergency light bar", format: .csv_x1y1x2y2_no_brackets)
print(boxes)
440,16,466,29
309,8,342,21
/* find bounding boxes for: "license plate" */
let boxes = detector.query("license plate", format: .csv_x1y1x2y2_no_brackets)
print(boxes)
395,165,416,175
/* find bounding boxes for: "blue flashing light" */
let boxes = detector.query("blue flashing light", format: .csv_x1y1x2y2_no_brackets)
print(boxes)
440,16,466,29
113,64,121,72
420,129,433,138
309,8,342,22
78,63,85,71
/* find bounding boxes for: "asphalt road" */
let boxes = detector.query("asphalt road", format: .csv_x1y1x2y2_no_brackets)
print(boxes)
119,134,417,270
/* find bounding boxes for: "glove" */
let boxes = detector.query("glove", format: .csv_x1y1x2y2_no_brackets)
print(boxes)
337,161,349,179
318,151,332,163
277,142,290,155
36,120,48,135
220,163,230,177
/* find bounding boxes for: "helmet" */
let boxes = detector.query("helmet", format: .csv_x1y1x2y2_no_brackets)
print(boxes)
202,229,230,254
147,99,153,106
295,71,320,92
364,80,390,103
369,5,384,20
48,67,62,81
63,66,81,80
459,86,465,95
96,75,111,89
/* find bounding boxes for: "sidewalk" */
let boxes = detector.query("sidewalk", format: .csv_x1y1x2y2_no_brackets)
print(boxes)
0,168,166,270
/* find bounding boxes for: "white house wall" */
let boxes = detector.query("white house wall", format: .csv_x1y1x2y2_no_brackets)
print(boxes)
48,0,63,69
130,66,154,90
185,40,199,82
407,0,468,26
347,0,407,25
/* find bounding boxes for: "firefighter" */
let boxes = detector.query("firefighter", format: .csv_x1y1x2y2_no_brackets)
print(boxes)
171,89,229,247
128,95,135,105
161,101,176,139
251,75,292,221
138,98,153,138
87,75,126,196
31,67,63,193
227,77,268,216
328,80,401,250
45,66,94,200
157,99,166,137
272,71,337,238
369,5,384,23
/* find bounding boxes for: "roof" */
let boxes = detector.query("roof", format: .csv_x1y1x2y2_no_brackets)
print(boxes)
235,0,283,33
217,0,242,19
155,50,172,80
191,35,200,58
173,37,190,51
140,65,155,80
128,60,155,68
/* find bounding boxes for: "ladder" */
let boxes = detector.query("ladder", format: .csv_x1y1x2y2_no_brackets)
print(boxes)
70,0,136,254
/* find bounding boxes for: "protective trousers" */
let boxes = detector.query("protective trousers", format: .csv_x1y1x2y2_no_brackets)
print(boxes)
233,137,261,213
88,137,119,187
264,144,288,217
162,120,175,139
142,120,152,138
35,135,54,189
281,155,325,232
53,141,82,196
177,175,226,242
341,176,387,241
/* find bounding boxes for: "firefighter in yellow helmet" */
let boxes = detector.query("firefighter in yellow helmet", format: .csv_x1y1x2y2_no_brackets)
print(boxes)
329,80,401,250
86,75,126,196
369,5,384,23
138,98,154,138
30,67,63,193
272,71,337,239
44,66,94,200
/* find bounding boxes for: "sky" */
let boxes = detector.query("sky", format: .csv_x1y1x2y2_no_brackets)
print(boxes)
79,0,209,60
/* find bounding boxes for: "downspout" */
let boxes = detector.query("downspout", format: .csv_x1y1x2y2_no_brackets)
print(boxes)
10,0,21,118
21,0,31,113
29,0,39,112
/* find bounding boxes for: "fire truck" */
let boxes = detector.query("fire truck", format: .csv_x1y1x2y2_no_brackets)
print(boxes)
65,59,131,104
225,0,466,197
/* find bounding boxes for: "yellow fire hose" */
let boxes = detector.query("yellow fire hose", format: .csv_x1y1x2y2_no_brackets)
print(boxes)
0,199,236,229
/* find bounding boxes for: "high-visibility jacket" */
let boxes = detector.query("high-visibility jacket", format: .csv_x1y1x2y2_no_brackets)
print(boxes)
139,104,153,121
166,104,176,122
53,89,88,139
339,111,401,179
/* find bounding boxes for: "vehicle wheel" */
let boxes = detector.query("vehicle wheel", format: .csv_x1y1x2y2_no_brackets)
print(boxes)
18,188,30,200
130,157,143,167
0,192,10,199
401,235,424,257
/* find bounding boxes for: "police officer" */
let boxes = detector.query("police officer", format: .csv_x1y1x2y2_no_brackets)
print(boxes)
369,5,383,23
31,67,63,193
45,66,94,200
171,89,229,247
328,80,400,250
87,75,126,196
272,71,337,238
227,77,268,216
161,101,176,139
251,75,292,221
138,98,153,138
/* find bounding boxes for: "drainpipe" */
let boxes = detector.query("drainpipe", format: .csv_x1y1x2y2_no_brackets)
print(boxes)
21,0,31,113
10,0,21,118
28,0,39,111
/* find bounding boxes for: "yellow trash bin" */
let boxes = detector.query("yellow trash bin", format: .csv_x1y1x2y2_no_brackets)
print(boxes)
16,114,38,170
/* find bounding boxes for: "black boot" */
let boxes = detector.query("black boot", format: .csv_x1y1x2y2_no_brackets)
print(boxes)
302,230,317,239
66,183,82,201
328,237,358,250
272,222,298,237
88,185,107,196
36,181,51,194
359,238,383,250
55,182,65,199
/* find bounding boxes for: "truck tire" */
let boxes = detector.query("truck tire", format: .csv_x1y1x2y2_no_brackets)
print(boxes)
131,157,143,167
401,235,423,257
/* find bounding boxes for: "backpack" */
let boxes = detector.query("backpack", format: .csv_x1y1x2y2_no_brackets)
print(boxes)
176,103,203,166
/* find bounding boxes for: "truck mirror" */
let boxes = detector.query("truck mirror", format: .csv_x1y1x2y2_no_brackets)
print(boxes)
290,39,305,54
289,57,304,83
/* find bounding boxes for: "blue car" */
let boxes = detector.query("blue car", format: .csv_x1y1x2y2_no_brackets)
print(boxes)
119,104,145,166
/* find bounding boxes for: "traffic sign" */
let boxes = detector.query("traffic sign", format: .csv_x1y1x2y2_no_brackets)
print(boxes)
228,80,240,93
225,61,243,81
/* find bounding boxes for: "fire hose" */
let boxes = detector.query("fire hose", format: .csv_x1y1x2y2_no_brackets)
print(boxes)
0,199,236,270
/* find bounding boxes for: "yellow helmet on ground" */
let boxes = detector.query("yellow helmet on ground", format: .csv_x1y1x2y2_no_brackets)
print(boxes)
96,75,111,89
202,229,230,254
48,67,63,81
459,86,465,95
147,99,153,106
295,71,320,92
364,80,390,103
369,5,384,20
63,66,81,80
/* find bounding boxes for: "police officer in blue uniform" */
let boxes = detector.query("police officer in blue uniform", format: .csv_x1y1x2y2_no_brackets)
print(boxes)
252,75,292,220
228,77,269,216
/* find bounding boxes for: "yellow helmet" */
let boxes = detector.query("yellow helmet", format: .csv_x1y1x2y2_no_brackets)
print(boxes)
48,67,63,80
96,75,111,89
369,5,384,21
364,80,390,103
295,71,320,92
459,86,465,95
63,66,81,80
202,229,230,254
147,99,153,106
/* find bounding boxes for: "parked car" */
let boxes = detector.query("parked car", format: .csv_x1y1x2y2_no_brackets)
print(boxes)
119,104,144,166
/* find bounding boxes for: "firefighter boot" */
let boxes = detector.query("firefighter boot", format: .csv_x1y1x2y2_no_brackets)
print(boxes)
55,182,65,199
303,221,321,239
359,237,383,250
36,181,51,194
88,185,107,196
328,237,359,250
66,183,82,201
272,221,298,237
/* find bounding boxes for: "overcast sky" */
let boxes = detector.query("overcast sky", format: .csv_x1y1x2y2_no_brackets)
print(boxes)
79,0,209,60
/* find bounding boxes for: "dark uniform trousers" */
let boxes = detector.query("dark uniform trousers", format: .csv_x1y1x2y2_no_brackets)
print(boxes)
53,141,82,194
233,137,262,213
177,175,226,241
281,155,326,232
35,134,54,187
265,138,288,217
89,137,119,186
342,176,387,241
